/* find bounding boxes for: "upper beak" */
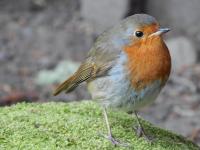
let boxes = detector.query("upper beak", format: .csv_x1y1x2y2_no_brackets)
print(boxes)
150,28,171,36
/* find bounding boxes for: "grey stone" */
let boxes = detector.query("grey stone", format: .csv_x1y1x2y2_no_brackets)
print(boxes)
147,0,200,31
163,116,200,137
80,0,129,33
166,36,197,71
35,60,80,85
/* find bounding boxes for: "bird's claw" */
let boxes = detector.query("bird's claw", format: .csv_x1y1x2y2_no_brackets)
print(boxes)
98,132,129,147
133,125,154,142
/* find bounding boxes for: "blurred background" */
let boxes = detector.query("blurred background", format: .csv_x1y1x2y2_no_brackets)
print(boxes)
0,0,200,145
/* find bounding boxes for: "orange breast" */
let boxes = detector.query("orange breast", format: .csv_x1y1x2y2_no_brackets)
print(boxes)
123,36,171,91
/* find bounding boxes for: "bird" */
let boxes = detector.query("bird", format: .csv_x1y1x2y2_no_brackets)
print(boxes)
53,14,171,146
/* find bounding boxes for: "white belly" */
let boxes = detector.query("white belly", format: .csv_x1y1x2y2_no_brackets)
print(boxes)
88,75,162,111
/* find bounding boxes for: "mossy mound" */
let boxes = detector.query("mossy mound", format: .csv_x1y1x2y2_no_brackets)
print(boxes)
0,101,199,150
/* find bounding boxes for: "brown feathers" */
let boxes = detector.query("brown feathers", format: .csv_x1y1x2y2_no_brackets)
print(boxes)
53,62,97,96
53,59,113,96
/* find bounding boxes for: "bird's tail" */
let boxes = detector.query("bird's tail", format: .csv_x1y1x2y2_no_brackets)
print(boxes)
53,75,78,96
53,61,96,96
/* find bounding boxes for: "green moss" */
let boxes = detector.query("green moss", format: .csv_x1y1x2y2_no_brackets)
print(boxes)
0,101,199,150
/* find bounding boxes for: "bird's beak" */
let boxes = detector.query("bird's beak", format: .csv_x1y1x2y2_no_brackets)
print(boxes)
150,28,171,37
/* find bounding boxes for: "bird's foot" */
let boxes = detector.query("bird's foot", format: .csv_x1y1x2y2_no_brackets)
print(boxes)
98,133,129,147
133,125,154,142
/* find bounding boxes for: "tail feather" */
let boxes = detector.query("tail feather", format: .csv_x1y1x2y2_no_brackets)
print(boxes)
53,61,99,96
53,76,75,96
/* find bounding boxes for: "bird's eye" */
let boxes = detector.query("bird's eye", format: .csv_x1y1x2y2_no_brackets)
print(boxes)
135,31,144,38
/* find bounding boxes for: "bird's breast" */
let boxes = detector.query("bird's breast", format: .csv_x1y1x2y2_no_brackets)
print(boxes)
123,36,171,91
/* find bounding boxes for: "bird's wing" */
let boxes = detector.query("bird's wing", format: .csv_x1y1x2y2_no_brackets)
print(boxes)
53,32,121,96
54,49,119,95
53,57,114,96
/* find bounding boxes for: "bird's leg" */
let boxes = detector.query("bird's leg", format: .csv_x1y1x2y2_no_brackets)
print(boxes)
133,111,154,142
99,107,128,147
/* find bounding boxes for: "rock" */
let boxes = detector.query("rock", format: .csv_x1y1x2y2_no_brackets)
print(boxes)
147,0,200,32
35,60,80,86
125,0,147,17
166,36,197,72
80,0,129,33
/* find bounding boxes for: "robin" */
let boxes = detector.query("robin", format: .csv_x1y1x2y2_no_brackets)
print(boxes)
53,14,171,146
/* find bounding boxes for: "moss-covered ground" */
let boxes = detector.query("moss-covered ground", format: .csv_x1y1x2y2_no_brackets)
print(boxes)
0,101,199,150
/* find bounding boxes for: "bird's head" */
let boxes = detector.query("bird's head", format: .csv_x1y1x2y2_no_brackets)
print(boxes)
111,14,170,48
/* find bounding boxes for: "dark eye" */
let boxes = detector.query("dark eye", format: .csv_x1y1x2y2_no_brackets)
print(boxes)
135,31,144,38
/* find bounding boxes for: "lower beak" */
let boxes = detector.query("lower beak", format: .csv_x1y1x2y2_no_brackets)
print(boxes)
150,28,171,36
158,28,171,34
